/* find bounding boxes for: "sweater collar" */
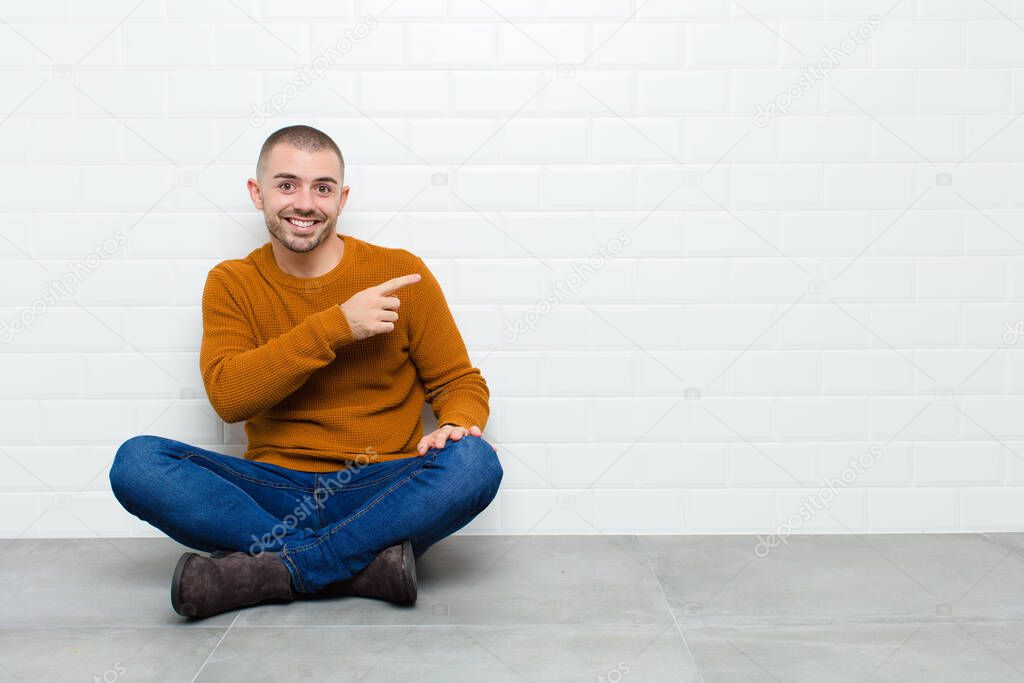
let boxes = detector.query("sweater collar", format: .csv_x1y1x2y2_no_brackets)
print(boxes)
255,233,357,290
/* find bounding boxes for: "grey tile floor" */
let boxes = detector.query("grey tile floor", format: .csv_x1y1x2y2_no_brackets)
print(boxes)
0,533,1022,682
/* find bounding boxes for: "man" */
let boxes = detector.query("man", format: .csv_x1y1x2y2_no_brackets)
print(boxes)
109,125,503,619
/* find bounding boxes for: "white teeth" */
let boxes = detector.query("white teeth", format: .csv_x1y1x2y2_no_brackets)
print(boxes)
287,218,316,228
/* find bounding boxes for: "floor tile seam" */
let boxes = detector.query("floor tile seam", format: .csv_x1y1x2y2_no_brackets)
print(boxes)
674,615,1024,628
188,612,239,683
634,534,708,683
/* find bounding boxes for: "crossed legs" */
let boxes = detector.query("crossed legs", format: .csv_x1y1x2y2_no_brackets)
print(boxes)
108,434,503,594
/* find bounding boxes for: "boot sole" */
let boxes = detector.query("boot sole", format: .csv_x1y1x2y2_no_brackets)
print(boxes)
171,552,199,617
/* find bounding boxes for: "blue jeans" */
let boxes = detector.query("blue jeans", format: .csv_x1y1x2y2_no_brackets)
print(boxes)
108,434,503,594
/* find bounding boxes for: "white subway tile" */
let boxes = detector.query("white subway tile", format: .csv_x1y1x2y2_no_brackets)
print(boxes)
590,23,684,66
214,24,310,67
126,24,212,67
919,70,1012,114
310,21,405,66
5,11,1024,535
408,23,498,66
731,350,822,395
967,22,1024,66
960,487,1024,529
640,71,729,114
453,71,543,114
499,23,586,65
685,490,781,532
869,488,959,531
821,350,914,394
871,22,963,67
916,442,1004,485
775,397,869,440
689,22,781,66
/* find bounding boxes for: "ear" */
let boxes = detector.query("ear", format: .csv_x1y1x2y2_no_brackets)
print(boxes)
246,177,264,210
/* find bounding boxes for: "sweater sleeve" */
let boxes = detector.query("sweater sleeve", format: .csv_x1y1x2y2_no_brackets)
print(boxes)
199,267,354,424
407,256,490,431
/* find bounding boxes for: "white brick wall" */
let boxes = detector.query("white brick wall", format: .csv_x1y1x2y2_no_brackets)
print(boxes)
1,0,1022,539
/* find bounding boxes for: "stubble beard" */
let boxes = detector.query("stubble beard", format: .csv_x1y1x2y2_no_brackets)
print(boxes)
266,213,337,254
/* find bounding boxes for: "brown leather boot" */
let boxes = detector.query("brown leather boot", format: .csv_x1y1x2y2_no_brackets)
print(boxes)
171,550,295,619
310,539,417,605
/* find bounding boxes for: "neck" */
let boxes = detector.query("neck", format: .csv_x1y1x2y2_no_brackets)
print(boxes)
270,233,344,278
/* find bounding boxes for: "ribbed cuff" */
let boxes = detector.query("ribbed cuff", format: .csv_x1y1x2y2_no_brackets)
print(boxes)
437,412,484,431
313,305,354,349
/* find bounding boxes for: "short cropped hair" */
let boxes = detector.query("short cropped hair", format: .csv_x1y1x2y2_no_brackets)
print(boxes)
256,125,344,183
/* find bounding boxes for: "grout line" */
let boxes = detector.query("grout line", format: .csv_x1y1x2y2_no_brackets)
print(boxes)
635,533,707,683
189,611,240,683
8,615,1024,632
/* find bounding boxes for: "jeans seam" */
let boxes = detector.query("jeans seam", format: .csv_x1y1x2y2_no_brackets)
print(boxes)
280,547,308,593
327,456,424,491
313,476,322,529
185,452,313,492
286,466,428,558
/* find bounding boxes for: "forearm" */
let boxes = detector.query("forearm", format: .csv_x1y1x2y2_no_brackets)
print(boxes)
431,372,490,431
406,256,492,431
202,305,353,423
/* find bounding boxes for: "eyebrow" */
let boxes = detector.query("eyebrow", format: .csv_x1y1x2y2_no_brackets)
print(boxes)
272,173,339,184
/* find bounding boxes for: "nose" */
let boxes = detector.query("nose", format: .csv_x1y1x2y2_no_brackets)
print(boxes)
292,188,317,214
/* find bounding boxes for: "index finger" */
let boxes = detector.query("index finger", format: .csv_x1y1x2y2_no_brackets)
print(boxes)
375,273,421,294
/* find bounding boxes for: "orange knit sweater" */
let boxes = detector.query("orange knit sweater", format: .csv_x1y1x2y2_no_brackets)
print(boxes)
199,233,489,472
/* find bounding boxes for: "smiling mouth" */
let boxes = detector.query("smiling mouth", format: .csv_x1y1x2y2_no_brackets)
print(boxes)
284,217,320,231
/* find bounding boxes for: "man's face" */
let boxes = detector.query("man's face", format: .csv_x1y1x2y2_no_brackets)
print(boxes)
248,144,349,254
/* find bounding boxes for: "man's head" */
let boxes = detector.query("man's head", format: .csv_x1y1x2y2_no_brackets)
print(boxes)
247,125,349,254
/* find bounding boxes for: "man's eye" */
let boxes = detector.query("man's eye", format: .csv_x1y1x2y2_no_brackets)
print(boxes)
318,185,331,193
279,182,292,191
